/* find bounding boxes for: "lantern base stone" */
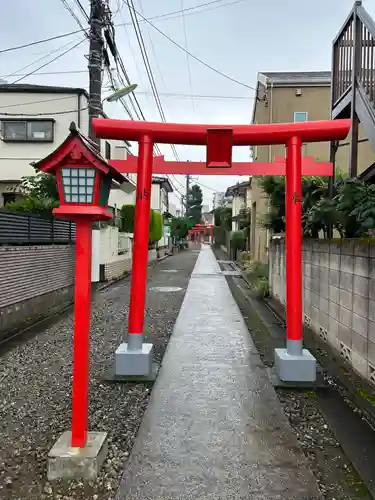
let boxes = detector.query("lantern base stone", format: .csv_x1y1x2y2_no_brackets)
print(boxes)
274,347,316,383
47,431,108,481
115,342,153,376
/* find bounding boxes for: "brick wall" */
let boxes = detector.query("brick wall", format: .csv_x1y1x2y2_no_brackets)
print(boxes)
0,244,75,337
269,239,375,386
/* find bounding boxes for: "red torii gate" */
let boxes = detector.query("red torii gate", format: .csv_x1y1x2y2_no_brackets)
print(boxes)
93,118,350,383
189,223,214,244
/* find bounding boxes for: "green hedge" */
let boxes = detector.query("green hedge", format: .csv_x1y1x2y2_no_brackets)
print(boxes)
150,210,163,243
120,204,163,244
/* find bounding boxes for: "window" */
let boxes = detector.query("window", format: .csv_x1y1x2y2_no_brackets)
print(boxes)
3,193,16,206
105,141,111,160
294,112,308,122
1,119,54,142
61,167,96,203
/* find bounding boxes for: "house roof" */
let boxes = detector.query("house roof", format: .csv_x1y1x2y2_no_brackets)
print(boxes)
33,121,126,184
251,71,331,125
152,175,173,193
259,71,331,86
0,83,132,148
0,83,89,98
225,180,251,197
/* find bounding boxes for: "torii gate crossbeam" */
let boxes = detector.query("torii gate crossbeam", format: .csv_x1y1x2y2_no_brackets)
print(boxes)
93,117,351,384
110,155,334,177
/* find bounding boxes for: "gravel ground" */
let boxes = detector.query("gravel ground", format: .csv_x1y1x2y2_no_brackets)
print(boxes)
0,249,199,500
212,247,371,500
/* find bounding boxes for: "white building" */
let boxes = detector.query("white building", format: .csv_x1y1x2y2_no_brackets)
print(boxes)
213,191,225,209
150,176,173,215
0,83,136,208
225,180,251,232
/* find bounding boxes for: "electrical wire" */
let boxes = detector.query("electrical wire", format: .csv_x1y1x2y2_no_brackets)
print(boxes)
125,0,180,161
129,0,244,25
0,29,84,55
0,107,89,116
73,0,90,21
59,0,89,36
11,38,86,84
4,37,83,80
136,0,168,94
180,0,195,115
0,95,79,109
0,0,241,55
124,0,257,93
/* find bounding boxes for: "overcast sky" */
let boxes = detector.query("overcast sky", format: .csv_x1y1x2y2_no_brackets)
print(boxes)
1,0,373,207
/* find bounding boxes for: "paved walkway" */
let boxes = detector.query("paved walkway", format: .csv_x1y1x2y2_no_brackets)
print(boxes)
116,245,319,500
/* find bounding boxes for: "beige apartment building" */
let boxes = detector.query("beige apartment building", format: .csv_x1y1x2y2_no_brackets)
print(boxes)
250,71,375,263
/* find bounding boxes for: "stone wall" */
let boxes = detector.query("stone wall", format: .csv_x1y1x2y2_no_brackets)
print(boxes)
269,239,375,386
0,244,75,338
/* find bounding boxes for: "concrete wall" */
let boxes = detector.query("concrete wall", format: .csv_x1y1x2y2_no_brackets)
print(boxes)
0,244,75,337
269,238,375,386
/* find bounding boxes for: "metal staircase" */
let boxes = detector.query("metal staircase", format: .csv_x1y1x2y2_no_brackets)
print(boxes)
331,1,375,177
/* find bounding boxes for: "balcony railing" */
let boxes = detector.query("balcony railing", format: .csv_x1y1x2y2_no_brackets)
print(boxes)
332,1,375,109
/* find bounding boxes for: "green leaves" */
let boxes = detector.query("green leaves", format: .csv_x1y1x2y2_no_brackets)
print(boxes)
260,171,375,238
170,217,189,240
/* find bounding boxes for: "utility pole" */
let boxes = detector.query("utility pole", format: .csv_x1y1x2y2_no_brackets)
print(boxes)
88,0,105,147
185,174,191,216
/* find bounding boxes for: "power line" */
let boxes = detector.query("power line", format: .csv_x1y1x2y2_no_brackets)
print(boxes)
4,37,83,80
11,38,86,84
0,95,78,109
126,0,180,161
0,106,89,116
73,0,90,21
0,29,84,55
0,0,241,55
131,0,244,25
124,0,257,93
59,0,89,35
180,0,195,115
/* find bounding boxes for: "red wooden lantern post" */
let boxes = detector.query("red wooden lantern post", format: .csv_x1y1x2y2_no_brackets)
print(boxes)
35,124,125,457
93,117,350,383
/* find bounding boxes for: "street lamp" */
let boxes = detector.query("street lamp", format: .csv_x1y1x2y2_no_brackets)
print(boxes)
34,123,126,480
103,84,138,103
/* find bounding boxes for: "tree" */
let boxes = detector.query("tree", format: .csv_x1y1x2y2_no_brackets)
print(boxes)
5,172,59,215
186,184,203,226
170,217,189,241
20,172,59,200
214,206,232,230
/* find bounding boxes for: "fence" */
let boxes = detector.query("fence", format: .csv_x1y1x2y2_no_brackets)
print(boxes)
269,238,375,386
0,209,75,245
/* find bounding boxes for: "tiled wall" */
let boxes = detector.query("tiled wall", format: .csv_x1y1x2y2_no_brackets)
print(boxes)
269,239,375,385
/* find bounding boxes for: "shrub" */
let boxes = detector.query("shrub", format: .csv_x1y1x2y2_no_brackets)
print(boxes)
120,205,163,243
120,204,135,233
244,260,268,281
150,210,163,243
5,196,59,215
253,277,269,297
230,230,245,250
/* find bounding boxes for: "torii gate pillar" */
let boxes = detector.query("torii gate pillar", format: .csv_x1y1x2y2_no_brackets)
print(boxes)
93,117,350,384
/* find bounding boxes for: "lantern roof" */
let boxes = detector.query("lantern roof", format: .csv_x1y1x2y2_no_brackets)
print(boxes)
32,122,125,184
